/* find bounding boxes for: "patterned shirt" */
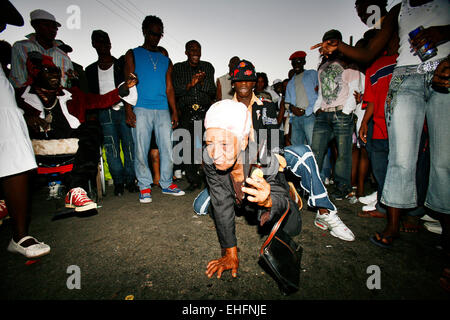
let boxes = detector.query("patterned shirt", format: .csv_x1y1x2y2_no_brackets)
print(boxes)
313,60,362,114
172,60,216,121
9,33,73,88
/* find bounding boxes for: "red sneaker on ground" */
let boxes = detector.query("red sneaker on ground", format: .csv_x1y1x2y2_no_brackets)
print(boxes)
0,200,9,225
65,187,97,212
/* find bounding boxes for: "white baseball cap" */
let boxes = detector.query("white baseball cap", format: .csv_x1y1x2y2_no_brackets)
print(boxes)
30,9,61,27
272,79,282,85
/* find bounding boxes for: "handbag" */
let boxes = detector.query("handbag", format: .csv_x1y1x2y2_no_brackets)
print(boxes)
259,202,302,295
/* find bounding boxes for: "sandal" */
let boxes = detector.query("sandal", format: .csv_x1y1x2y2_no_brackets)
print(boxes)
369,231,398,249
358,210,386,218
7,236,51,258
439,268,450,293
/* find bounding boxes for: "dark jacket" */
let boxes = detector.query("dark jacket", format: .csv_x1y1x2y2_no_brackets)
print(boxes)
85,56,126,122
85,56,125,94
239,94,281,154
203,141,290,249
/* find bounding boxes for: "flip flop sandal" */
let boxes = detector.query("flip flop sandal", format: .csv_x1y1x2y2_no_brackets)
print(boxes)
369,232,395,249
358,210,386,218
439,271,450,293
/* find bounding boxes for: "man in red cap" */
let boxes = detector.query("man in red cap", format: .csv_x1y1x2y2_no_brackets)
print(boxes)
16,51,137,213
284,50,319,147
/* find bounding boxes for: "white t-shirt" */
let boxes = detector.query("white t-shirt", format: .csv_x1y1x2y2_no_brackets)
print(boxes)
98,65,122,110
397,0,450,67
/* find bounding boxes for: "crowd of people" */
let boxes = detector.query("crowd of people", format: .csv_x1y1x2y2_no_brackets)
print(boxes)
0,0,448,292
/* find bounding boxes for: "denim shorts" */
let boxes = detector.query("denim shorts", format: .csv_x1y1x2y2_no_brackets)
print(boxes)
381,65,450,214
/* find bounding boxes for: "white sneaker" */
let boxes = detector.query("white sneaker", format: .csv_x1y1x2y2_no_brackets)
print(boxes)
174,170,182,179
362,200,377,211
7,236,51,258
421,214,439,223
424,221,442,235
314,210,355,241
358,191,377,205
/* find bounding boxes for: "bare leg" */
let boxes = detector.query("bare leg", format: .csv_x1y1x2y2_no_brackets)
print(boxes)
373,206,401,245
150,148,160,186
435,211,450,292
2,171,38,247
351,144,359,189
357,147,369,197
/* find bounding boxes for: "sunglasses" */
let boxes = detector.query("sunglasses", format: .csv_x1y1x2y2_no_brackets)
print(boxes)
147,30,163,38
42,66,61,74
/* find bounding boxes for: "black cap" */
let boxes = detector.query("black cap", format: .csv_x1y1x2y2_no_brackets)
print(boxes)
91,29,110,43
0,0,24,27
231,60,257,82
322,29,342,42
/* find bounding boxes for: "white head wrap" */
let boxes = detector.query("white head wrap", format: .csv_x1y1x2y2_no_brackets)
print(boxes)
204,99,251,138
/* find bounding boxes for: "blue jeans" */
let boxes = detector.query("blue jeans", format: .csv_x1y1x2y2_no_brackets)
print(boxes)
366,134,389,214
131,108,174,190
284,144,336,212
291,113,315,146
99,109,135,185
320,148,332,181
381,66,450,214
311,110,354,192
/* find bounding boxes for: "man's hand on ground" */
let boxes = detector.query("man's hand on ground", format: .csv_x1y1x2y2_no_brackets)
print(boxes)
206,247,239,279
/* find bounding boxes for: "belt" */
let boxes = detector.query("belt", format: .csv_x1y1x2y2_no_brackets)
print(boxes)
394,57,445,76
321,105,343,112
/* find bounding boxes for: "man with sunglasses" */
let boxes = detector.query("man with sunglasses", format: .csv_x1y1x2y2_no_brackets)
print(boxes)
124,15,185,203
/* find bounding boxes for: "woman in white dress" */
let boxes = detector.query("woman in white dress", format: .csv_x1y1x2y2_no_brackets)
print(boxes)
0,0,50,258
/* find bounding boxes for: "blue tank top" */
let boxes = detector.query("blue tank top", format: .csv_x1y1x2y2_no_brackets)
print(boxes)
133,47,169,110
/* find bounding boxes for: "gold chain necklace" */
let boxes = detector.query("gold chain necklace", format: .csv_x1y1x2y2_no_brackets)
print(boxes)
148,52,158,71
43,97,58,123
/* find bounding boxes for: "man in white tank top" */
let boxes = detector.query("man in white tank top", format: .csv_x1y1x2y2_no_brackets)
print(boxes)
85,30,137,197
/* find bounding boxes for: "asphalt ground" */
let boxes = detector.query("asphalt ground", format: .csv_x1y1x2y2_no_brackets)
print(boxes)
0,175,448,313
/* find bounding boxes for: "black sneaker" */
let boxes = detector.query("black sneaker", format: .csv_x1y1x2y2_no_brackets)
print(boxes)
114,183,124,196
126,182,139,193
330,188,347,200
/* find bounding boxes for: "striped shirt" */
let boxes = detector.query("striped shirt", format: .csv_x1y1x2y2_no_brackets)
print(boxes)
363,54,398,139
9,33,73,88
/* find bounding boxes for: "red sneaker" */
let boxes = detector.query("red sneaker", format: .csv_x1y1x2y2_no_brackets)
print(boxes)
0,200,8,221
65,187,97,212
